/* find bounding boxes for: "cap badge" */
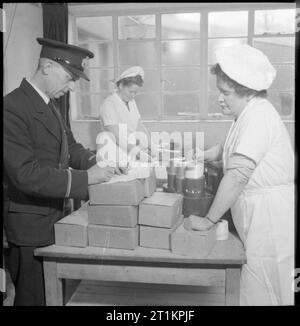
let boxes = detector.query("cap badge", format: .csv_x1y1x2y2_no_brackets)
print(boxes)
81,56,89,69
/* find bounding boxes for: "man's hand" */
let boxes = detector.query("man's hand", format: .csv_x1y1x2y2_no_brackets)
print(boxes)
87,164,115,185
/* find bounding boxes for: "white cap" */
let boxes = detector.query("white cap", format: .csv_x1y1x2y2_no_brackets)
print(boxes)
116,66,145,83
215,44,276,91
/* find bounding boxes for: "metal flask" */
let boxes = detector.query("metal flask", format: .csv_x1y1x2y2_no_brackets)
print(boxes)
182,160,214,217
183,160,205,196
166,157,177,192
175,163,186,194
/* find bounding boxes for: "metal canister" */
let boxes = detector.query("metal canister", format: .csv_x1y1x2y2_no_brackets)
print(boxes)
182,192,214,217
205,161,223,194
184,161,204,179
166,158,176,192
183,175,205,197
175,165,185,194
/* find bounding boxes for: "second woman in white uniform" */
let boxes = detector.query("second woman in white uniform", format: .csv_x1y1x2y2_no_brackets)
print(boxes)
190,44,294,306
98,66,151,166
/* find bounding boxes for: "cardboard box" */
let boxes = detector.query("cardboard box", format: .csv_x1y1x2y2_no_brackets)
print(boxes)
171,223,217,257
139,215,184,250
88,224,138,250
89,179,145,206
54,203,88,247
138,192,183,228
88,204,138,227
142,168,156,197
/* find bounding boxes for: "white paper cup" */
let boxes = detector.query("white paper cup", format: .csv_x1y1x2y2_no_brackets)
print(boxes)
216,220,228,240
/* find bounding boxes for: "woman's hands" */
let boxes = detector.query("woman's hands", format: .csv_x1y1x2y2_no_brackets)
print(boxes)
184,215,215,231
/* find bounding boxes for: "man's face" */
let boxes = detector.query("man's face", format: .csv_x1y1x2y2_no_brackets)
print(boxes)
46,62,78,99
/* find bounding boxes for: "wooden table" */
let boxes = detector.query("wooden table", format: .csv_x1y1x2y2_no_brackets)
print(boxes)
35,231,245,306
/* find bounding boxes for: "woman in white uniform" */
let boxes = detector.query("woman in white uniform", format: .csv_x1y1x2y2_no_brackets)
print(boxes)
99,66,151,164
190,44,294,305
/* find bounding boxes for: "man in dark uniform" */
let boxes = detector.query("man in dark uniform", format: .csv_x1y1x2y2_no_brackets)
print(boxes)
3,38,118,305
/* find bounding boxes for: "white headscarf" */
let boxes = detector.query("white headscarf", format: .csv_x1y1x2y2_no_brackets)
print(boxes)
116,66,145,83
215,44,276,91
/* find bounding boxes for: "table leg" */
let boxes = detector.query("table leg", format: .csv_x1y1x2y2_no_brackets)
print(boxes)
225,268,240,306
43,260,63,306
63,279,81,305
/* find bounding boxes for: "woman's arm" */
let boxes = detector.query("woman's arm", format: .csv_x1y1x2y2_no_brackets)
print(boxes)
188,154,256,230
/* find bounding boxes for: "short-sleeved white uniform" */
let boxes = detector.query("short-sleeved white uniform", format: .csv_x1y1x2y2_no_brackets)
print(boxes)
223,97,294,305
98,92,142,164
99,92,141,134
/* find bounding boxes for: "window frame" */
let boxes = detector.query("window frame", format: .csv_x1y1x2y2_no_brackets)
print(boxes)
68,2,296,122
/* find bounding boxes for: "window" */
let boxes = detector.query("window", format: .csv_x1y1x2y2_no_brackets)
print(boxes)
71,4,295,121
161,13,201,118
208,11,248,116
75,16,114,119
253,9,295,118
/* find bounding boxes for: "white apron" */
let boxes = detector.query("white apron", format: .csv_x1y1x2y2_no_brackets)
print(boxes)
222,98,294,306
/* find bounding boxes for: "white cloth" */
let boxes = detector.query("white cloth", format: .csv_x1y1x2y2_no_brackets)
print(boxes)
100,92,141,135
215,44,276,91
116,66,144,83
223,97,294,305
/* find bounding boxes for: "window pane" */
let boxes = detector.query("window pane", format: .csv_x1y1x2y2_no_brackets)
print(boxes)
162,40,200,66
208,38,247,64
118,41,157,67
253,37,295,63
161,13,200,39
79,69,115,93
255,9,295,35
208,91,295,118
208,11,248,37
208,67,218,92
164,93,199,117
76,17,112,42
269,91,294,118
78,93,109,120
118,15,155,39
162,68,201,91
135,93,160,119
79,42,113,67
269,65,294,91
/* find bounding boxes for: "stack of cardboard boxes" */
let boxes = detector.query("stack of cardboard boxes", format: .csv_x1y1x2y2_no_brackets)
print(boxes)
54,168,218,257
54,169,157,249
138,192,183,250
87,179,145,250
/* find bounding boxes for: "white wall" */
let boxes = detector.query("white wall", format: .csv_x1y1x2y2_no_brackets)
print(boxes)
3,3,43,95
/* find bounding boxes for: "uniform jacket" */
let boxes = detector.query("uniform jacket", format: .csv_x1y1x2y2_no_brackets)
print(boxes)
4,78,96,246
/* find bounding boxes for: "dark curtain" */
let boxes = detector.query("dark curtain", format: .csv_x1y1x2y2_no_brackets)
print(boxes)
42,3,70,128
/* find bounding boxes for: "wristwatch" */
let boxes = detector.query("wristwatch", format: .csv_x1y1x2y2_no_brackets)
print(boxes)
205,215,218,225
